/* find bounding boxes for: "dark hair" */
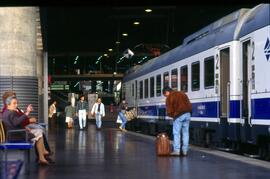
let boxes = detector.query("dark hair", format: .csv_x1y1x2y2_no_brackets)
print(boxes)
67,102,71,105
162,86,172,94
79,95,84,100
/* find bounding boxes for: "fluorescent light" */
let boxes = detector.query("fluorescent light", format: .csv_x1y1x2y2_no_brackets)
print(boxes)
74,82,79,87
145,9,152,13
104,54,108,57
108,49,113,52
116,41,120,44
133,21,140,25
122,33,128,37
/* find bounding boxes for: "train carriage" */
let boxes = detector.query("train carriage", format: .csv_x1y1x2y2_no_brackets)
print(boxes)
123,4,270,160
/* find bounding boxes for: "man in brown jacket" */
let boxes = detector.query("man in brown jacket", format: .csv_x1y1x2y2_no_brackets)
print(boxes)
163,86,192,156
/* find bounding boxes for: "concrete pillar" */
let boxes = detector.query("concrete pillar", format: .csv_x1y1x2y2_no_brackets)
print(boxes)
0,7,39,117
0,7,37,76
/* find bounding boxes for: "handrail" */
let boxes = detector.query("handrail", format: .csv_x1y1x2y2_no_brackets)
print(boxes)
248,79,252,126
227,81,231,124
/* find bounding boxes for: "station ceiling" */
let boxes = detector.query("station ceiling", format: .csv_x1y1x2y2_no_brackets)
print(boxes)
38,2,259,73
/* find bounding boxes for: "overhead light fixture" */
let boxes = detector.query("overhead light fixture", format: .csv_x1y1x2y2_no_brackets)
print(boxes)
116,41,120,44
104,54,108,57
108,49,113,52
123,48,134,59
133,21,140,25
145,9,152,13
122,33,128,37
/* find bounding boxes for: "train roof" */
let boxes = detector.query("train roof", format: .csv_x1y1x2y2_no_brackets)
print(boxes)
123,4,267,82
236,4,270,39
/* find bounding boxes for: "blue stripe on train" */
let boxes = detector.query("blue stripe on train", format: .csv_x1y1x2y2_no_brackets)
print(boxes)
251,98,270,119
137,98,270,120
192,101,218,118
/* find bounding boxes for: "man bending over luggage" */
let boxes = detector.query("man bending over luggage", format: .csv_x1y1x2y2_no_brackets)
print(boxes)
163,86,192,156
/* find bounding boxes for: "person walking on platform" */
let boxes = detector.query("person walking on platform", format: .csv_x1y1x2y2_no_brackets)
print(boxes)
163,86,192,156
76,95,89,130
91,97,105,130
117,99,128,132
65,102,75,129
49,101,57,128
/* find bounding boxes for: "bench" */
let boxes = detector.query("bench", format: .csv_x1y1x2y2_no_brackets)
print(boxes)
0,119,34,178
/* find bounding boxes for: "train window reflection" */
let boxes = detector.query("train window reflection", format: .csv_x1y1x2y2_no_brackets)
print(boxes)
171,68,178,90
139,81,143,99
180,65,188,92
150,77,155,98
132,83,134,96
144,79,149,98
156,75,161,96
204,57,214,88
192,62,200,91
163,72,169,88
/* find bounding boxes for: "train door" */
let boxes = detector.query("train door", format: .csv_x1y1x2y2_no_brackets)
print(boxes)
220,47,230,118
241,40,252,142
219,47,230,142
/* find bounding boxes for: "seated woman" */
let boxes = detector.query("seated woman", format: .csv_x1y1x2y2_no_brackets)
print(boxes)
1,91,52,156
2,96,50,165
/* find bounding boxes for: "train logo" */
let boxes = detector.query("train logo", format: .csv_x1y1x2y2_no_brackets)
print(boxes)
265,37,270,61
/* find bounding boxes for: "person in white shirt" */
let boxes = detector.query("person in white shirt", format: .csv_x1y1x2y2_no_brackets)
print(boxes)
91,97,105,129
76,95,88,130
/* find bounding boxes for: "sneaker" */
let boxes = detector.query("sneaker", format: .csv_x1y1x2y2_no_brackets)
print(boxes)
122,128,127,132
182,152,188,157
119,126,123,130
170,151,180,156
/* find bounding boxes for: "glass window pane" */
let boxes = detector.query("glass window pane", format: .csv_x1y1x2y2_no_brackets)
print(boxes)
150,77,155,97
139,81,143,99
132,83,134,96
144,79,149,98
171,69,178,90
180,66,188,92
135,80,137,99
204,57,214,88
192,62,200,91
163,72,169,88
156,75,161,96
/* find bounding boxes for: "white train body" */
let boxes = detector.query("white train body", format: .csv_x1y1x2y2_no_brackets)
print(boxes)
123,4,270,147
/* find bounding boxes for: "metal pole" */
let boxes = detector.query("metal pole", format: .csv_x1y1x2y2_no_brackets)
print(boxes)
43,52,48,125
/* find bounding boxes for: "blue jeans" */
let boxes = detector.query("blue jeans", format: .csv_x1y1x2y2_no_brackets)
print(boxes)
173,112,191,154
118,112,127,129
95,112,102,128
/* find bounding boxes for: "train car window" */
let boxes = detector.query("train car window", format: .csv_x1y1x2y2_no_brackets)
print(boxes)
163,72,169,88
180,66,188,92
192,62,200,91
144,79,149,98
132,83,134,96
139,81,143,99
150,77,155,97
135,80,137,99
204,57,214,88
122,84,126,100
156,75,161,96
171,69,178,90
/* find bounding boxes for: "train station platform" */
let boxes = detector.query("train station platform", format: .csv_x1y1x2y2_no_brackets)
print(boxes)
19,121,270,179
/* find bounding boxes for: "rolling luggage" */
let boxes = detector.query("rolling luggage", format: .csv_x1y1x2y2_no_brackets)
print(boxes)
156,133,171,156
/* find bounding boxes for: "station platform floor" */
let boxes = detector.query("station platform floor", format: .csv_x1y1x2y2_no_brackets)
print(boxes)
19,121,270,179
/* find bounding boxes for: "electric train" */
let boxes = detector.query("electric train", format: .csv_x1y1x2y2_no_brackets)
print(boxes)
122,4,270,160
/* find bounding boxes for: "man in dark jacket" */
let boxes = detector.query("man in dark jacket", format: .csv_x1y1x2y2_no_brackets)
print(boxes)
163,86,192,156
